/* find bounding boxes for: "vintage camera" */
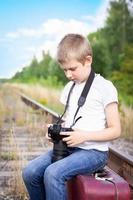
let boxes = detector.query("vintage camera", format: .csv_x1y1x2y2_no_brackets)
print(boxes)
48,124,73,163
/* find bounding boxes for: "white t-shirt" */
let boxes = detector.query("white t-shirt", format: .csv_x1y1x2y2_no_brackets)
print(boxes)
60,74,118,151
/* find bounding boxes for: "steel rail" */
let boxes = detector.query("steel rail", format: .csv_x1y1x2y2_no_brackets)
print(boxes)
20,93,133,191
20,93,60,123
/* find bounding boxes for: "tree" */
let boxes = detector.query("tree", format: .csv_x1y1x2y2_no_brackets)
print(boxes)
103,0,133,70
48,59,67,84
88,31,111,76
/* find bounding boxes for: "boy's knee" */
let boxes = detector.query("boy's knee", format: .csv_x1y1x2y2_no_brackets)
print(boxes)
44,166,54,181
22,166,31,183
44,165,60,182
22,165,38,184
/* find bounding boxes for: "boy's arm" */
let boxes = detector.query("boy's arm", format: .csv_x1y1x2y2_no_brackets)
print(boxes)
62,102,121,147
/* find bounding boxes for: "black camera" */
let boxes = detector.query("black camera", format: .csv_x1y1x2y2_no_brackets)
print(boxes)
48,124,73,163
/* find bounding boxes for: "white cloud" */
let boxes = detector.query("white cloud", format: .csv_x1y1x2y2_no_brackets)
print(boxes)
2,0,109,78
5,1,109,63
5,18,93,61
6,32,19,39
34,18,92,59
6,18,91,40
18,28,38,37
41,19,91,37
6,28,40,39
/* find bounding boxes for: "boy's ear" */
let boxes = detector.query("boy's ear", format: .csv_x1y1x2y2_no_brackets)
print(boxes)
85,55,92,65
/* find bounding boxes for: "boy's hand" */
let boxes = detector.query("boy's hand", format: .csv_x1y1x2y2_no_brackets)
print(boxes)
45,124,53,143
60,129,87,147
45,132,53,143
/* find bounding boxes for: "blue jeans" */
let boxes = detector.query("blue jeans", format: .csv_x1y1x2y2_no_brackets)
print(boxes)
22,148,108,200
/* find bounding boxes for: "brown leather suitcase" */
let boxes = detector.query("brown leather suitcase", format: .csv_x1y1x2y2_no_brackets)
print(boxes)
68,167,131,200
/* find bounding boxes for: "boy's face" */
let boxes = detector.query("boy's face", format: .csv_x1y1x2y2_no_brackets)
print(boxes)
61,57,92,83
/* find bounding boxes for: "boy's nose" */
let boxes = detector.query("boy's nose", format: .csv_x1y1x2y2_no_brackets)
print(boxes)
66,70,72,79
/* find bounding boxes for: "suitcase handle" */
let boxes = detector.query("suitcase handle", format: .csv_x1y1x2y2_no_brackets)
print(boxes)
94,171,118,200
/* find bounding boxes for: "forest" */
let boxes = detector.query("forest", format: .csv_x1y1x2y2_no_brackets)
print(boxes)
11,0,133,106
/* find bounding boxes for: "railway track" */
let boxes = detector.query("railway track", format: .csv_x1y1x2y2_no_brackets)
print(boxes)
0,126,50,200
0,87,51,199
21,93,133,198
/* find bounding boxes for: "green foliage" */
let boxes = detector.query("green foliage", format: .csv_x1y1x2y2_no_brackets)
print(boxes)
87,0,133,106
88,31,111,76
121,43,133,73
48,60,68,84
103,0,132,70
0,152,18,160
12,52,67,88
109,71,133,105
38,98,48,105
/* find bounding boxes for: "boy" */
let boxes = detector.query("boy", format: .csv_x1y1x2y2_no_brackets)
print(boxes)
22,34,121,200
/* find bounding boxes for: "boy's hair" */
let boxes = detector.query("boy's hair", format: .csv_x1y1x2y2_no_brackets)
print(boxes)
57,33,92,65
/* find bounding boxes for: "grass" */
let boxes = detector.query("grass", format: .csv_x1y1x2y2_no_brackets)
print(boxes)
6,127,28,199
0,84,28,128
0,152,18,160
11,82,64,114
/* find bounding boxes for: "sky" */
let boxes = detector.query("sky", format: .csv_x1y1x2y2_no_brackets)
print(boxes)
0,0,110,78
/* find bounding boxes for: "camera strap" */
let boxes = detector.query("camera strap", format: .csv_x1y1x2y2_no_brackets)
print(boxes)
71,68,95,127
56,82,75,124
57,68,95,126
